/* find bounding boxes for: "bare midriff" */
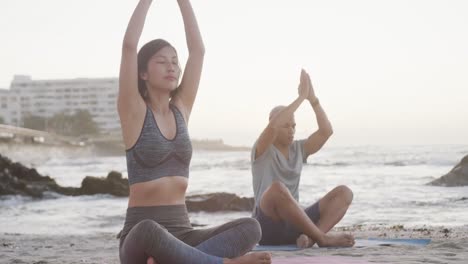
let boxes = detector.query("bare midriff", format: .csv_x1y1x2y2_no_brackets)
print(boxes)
128,176,188,207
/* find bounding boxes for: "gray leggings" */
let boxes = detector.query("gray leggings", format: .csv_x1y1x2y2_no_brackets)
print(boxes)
119,205,261,264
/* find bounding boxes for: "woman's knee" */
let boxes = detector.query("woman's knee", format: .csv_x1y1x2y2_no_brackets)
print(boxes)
229,218,262,255
132,219,166,245
238,217,262,243
120,220,164,263
134,219,162,232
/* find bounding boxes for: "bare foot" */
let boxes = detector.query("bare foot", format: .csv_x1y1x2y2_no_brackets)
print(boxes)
318,233,355,247
224,252,272,264
147,256,158,264
296,234,314,248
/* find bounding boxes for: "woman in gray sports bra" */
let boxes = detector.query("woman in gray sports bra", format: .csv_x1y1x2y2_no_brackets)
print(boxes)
117,1,271,263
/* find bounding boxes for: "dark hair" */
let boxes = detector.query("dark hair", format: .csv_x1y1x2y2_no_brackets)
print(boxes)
137,39,179,101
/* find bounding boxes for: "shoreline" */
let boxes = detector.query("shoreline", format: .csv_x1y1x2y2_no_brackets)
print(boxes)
2,225,467,264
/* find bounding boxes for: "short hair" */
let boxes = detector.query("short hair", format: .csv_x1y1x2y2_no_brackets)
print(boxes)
269,105,286,121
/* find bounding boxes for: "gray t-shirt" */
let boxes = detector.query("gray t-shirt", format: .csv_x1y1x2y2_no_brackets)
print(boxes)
251,140,306,210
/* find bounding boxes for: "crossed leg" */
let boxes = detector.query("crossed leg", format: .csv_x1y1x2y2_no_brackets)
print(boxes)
137,218,272,264
259,181,354,248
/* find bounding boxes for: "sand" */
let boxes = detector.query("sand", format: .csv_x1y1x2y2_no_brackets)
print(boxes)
1,225,467,264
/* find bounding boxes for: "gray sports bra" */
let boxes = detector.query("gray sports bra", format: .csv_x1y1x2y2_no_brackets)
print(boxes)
126,104,192,185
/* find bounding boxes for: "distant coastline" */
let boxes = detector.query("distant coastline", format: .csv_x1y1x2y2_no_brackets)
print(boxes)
90,137,249,156
0,135,250,158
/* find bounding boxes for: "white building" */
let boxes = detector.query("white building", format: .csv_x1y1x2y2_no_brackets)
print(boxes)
0,89,10,124
2,75,120,133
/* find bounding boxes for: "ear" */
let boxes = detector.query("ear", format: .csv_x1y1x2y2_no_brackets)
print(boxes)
140,71,148,81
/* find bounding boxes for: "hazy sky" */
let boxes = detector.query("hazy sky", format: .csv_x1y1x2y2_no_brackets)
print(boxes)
1,0,467,146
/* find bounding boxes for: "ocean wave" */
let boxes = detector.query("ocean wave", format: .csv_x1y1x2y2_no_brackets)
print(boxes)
45,158,103,167
0,195,33,206
407,197,468,207
383,161,412,166
190,157,454,169
304,162,351,167
305,160,428,167
191,159,250,171
408,200,446,206
87,214,125,229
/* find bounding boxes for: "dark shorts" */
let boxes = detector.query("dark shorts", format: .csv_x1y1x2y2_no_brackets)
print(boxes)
253,200,321,245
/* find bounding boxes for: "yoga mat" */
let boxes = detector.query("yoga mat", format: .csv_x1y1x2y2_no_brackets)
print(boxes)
253,238,431,251
253,244,302,251
272,256,372,264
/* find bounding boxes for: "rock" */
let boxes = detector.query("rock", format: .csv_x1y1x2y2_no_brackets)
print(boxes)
186,192,254,212
0,154,104,197
428,155,468,187
80,171,129,197
0,153,74,198
0,154,254,212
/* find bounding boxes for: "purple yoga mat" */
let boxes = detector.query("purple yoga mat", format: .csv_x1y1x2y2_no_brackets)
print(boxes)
273,256,373,264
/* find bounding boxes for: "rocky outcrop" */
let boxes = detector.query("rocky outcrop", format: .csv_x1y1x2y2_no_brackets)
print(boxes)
0,153,127,197
428,155,468,187
186,193,254,212
0,154,253,211
80,171,129,196
0,153,75,198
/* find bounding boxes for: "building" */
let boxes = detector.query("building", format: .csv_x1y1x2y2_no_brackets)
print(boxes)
1,75,120,134
0,89,10,124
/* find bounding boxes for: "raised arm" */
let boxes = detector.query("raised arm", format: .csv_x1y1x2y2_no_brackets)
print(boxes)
171,0,205,122
302,72,333,158
254,70,310,159
118,0,152,130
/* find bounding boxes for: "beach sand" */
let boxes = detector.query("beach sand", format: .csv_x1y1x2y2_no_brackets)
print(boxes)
1,225,467,264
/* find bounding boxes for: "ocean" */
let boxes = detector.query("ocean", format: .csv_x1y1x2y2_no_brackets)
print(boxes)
1,144,467,236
